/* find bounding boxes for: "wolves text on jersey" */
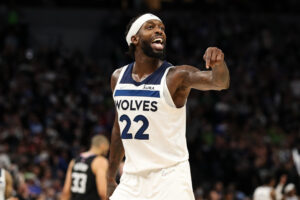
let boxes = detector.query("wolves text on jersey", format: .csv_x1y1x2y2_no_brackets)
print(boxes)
115,99,158,112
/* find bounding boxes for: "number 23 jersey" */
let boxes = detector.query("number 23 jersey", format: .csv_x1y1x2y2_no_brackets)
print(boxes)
113,61,189,174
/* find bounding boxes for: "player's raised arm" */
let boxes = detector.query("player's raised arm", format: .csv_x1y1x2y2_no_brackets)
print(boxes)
175,47,230,91
107,69,125,198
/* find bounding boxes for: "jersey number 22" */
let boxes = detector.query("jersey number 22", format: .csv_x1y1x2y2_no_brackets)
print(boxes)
120,114,149,140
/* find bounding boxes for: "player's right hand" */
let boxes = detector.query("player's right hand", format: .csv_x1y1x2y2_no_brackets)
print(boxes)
106,179,118,200
203,47,224,69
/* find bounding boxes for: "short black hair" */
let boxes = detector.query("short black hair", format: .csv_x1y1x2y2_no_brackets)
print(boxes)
125,15,143,59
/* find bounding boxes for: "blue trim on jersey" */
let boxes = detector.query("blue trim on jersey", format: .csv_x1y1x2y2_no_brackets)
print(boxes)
114,90,160,98
120,61,172,86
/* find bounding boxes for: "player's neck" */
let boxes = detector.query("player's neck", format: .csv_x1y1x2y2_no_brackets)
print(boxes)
86,149,101,156
133,55,163,75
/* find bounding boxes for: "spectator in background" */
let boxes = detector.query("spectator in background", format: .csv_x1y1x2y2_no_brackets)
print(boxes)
276,174,288,200
208,190,221,200
253,174,276,200
284,183,299,200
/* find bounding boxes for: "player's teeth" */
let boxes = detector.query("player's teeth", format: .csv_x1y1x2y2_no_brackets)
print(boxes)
153,38,162,43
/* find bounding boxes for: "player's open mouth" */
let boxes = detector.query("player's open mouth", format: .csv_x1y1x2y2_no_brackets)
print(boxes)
151,38,164,51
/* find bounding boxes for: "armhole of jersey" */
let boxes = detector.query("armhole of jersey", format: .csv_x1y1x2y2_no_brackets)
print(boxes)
161,67,177,109
161,66,187,110
112,65,129,97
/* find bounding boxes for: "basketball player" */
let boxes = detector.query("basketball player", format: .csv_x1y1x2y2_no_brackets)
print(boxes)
61,135,109,200
253,175,276,200
0,168,13,200
107,13,230,200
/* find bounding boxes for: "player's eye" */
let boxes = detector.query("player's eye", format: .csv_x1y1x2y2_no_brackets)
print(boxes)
147,25,153,29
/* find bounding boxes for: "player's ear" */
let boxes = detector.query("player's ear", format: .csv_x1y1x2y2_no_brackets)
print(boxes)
131,35,139,46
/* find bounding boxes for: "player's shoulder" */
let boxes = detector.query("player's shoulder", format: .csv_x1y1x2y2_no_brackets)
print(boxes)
111,63,131,79
111,66,124,80
111,64,130,90
91,156,108,174
93,156,108,168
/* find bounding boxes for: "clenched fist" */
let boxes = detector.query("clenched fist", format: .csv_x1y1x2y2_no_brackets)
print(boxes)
203,47,225,69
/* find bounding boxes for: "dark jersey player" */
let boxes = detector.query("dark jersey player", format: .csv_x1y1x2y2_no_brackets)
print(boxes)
61,135,109,200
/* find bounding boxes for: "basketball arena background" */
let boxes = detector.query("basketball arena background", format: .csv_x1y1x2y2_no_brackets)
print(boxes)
0,0,299,199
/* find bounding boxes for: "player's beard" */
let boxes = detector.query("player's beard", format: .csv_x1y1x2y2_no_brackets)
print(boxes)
141,39,166,60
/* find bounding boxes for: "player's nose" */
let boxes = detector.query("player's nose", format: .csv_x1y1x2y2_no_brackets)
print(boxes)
154,26,163,35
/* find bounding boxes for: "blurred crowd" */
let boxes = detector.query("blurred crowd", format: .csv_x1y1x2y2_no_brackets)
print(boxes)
2,0,300,13
0,5,299,200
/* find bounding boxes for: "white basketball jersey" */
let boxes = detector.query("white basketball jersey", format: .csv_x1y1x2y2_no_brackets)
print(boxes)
113,61,189,174
253,186,273,200
0,169,6,200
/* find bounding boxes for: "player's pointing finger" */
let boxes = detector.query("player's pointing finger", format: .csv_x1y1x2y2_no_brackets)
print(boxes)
205,49,212,69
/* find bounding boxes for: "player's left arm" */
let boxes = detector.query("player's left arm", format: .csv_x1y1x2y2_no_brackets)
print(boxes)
60,159,75,200
178,47,230,91
5,170,13,199
92,157,108,200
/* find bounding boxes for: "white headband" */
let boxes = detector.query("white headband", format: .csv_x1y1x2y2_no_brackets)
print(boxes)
126,13,162,46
